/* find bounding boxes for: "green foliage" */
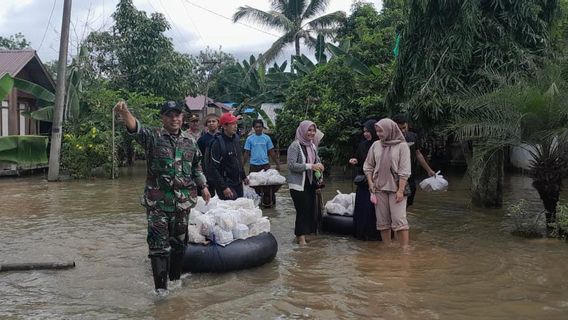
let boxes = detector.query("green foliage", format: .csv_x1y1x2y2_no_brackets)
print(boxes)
190,47,237,97
274,2,402,164
0,136,47,164
83,0,195,99
233,0,346,63
276,60,387,163
0,32,31,50
450,63,568,225
213,55,295,115
61,88,163,178
0,74,14,100
554,203,568,238
507,199,543,238
0,136,48,164
61,127,112,178
387,0,560,130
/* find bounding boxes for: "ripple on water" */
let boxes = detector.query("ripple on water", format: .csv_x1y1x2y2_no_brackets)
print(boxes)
1,170,568,319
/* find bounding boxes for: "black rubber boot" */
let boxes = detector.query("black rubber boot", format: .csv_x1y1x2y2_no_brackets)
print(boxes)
150,256,169,291
169,249,184,281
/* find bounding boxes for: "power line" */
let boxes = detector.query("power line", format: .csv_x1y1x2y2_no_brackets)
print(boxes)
179,0,207,47
154,0,194,53
181,0,280,38
37,0,58,51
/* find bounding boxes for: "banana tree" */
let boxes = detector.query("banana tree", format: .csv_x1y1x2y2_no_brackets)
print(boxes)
216,56,295,128
325,39,374,76
0,135,48,164
0,47,85,123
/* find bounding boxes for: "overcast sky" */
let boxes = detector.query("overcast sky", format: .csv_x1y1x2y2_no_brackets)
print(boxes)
0,0,382,63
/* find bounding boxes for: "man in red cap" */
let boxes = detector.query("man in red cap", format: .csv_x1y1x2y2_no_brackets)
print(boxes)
208,112,249,199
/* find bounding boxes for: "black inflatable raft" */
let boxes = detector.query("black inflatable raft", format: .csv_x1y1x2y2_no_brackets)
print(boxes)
182,232,278,273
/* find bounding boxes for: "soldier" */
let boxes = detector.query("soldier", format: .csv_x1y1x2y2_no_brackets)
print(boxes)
186,113,202,141
114,100,211,294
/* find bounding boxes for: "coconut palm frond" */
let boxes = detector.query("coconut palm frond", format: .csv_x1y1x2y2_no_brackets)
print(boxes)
260,31,296,64
306,11,346,31
303,0,330,18
270,0,288,13
233,7,293,32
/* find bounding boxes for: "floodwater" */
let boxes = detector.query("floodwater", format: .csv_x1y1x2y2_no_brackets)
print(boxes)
1,165,567,320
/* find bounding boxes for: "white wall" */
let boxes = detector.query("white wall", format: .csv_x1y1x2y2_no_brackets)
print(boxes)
510,144,536,170
1,100,8,136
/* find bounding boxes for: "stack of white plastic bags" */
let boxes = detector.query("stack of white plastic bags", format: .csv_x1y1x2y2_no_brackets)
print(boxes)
419,171,449,192
325,191,356,216
187,196,271,246
247,169,286,186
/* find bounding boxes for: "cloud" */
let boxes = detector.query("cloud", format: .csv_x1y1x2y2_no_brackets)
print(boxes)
1,0,380,62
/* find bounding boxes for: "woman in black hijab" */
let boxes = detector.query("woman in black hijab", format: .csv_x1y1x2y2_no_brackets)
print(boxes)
349,119,380,240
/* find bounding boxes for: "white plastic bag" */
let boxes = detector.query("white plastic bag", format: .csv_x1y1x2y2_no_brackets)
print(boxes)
213,225,234,246
249,217,271,236
187,225,207,244
325,191,356,215
213,210,239,231
232,223,250,240
419,171,449,192
243,185,261,206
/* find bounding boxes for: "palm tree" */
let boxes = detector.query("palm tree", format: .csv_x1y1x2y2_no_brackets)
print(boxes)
450,65,568,235
233,0,346,63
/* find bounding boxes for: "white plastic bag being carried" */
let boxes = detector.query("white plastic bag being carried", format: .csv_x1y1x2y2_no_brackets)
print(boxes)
419,171,449,192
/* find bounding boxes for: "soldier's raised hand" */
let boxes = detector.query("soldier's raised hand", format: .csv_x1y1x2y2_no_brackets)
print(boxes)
114,101,129,116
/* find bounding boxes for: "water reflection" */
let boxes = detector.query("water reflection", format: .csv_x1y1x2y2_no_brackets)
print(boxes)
0,166,567,319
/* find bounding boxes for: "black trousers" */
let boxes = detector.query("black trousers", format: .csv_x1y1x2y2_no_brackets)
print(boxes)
290,184,317,236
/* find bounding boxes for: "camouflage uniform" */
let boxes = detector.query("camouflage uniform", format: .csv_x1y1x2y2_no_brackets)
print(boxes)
131,120,206,257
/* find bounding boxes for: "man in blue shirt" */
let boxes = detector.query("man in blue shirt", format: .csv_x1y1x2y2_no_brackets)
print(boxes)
244,119,280,173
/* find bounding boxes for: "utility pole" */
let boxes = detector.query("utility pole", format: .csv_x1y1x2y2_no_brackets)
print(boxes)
47,0,72,181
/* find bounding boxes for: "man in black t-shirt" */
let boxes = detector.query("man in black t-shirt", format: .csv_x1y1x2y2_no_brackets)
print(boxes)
392,114,436,207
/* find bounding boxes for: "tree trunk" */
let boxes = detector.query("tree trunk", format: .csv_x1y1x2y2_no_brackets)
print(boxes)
471,148,504,208
0,261,75,272
533,178,561,237
295,36,301,56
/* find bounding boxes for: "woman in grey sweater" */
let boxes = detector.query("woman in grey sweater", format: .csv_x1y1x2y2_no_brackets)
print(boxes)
287,120,325,245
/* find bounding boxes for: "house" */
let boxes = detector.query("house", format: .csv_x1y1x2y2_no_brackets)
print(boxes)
184,95,232,122
1,49,54,175
0,49,55,137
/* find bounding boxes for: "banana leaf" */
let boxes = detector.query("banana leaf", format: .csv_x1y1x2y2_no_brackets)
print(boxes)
0,135,48,164
0,74,14,100
22,106,54,122
13,77,55,102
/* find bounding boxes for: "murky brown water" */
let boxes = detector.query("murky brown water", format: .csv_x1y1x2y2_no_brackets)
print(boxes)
1,164,568,319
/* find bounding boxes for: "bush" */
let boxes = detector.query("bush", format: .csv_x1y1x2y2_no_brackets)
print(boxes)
550,203,568,239
507,199,544,238
61,127,112,178
61,89,163,178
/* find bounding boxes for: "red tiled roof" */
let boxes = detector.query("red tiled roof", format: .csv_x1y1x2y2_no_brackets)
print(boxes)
185,95,232,112
0,49,36,78
0,49,55,90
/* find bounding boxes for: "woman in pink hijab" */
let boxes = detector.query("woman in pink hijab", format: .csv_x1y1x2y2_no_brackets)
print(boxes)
363,118,411,248
287,120,325,245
